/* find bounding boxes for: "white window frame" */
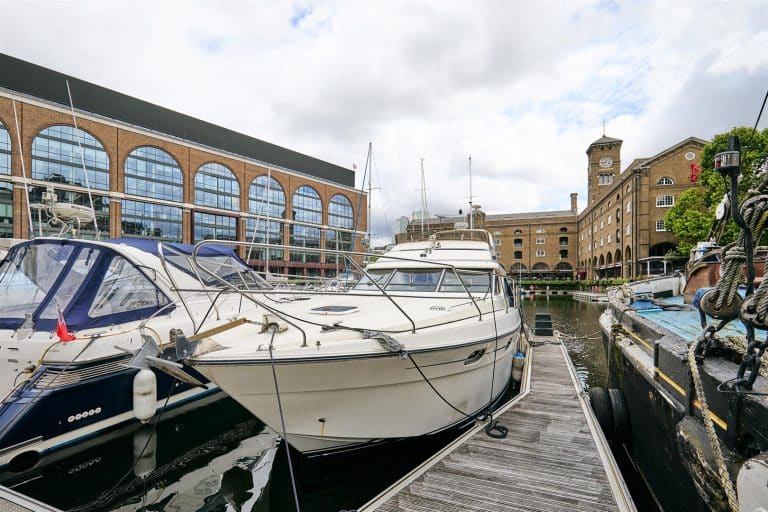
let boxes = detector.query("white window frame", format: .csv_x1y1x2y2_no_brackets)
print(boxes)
535,237,545,245
607,215,612,225
656,219,666,231
535,249,545,257
535,227,545,234
657,177,674,186
626,223,631,235
607,234,611,243
656,195,674,207
626,200,631,213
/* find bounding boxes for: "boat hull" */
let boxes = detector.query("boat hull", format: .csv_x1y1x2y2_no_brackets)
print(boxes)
192,332,518,454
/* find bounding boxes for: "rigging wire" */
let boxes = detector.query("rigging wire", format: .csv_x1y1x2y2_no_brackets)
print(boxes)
65,79,100,238
267,326,302,512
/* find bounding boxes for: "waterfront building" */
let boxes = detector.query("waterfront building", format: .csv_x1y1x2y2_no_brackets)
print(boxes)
397,135,706,280
0,54,366,277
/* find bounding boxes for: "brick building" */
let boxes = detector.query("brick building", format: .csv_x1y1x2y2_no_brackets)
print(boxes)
397,135,707,280
0,54,366,277
577,134,707,279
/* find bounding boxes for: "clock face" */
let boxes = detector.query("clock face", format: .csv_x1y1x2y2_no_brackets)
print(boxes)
685,151,696,161
599,156,613,168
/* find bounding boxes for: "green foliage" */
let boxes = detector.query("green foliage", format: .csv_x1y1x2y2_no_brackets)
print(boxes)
698,127,768,245
664,188,710,256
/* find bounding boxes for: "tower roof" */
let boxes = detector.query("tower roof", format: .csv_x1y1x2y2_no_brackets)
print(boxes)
589,135,622,146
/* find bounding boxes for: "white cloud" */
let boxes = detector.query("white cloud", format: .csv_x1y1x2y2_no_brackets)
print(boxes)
1,0,767,246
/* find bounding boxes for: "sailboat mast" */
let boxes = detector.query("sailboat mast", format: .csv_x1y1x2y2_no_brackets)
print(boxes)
367,142,372,247
420,158,427,238
468,155,473,230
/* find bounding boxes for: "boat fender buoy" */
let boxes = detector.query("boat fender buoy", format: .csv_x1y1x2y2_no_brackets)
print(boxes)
132,368,157,424
588,387,614,440
512,352,525,383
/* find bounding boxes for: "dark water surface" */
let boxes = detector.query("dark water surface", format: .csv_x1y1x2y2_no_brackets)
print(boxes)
2,297,620,512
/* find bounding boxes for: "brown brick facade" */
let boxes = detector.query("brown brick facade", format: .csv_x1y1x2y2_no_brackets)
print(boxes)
0,92,366,277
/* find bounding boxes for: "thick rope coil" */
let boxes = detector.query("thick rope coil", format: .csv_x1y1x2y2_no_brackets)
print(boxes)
713,243,745,309
687,341,740,512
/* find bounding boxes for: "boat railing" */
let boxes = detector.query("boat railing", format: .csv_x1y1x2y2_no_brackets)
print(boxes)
185,240,489,336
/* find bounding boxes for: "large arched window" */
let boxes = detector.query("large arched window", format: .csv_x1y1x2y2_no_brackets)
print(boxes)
195,163,240,211
0,120,10,176
291,186,322,264
32,125,109,190
125,146,183,201
326,194,354,269
246,175,286,263
249,175,285,218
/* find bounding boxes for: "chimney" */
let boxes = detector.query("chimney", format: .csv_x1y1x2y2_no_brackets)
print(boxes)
570,193,578,212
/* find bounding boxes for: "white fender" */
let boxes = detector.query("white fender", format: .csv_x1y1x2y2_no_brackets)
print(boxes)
132,368,157,424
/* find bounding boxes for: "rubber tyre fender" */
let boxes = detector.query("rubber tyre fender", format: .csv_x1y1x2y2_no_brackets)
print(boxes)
608,388,631,444
588,387,613,440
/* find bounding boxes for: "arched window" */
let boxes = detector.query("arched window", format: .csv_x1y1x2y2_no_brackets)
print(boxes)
532,263,549,271
30,125,109,238
513,229,522,235
555,261,572,271
510,262,526,273
559,227,567,233
125,146,183,201
291,186,322,263
32,125,109,190
657,177,674,185
246,175,286,263
326,194,354,266
0,120,10,176
249,175,285,218
195,163,240,211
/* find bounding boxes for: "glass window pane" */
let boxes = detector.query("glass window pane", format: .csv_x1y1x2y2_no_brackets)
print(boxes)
31,125,110,190
125,147,183,202
194,163,240,211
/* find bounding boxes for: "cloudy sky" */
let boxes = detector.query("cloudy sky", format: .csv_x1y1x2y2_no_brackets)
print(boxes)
1,0,767,244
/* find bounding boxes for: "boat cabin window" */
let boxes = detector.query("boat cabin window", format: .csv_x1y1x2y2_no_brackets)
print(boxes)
439,270,491,293
385,269,442,292
0,244,74,317
90,256,170,317
38,247,102,320
353,269,393,290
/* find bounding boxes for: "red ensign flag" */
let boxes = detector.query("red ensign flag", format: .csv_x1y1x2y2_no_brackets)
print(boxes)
56,312,76,342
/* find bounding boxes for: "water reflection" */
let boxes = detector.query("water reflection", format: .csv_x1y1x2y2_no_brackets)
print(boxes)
1,297,609,512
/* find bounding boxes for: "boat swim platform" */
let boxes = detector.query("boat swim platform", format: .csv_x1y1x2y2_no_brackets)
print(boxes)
572,291,609,303
359,330,635,512
0,486,62,512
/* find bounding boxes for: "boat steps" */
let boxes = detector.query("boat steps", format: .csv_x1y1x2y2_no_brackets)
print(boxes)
359,329,635,512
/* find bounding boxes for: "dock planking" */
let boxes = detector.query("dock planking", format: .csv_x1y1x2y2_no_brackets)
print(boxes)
0,486,62,512
360,334,635,512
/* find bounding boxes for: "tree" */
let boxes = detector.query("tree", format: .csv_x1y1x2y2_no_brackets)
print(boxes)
698,127,768,245
664,188,710,257
666,127,768,254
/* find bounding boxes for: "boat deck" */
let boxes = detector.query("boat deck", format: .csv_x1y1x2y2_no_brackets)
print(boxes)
0,486,62,511
359,327,635,512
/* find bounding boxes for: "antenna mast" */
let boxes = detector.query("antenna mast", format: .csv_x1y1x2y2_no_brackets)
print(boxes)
367,142,372,247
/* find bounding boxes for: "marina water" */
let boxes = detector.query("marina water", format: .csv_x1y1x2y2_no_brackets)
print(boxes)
1,297,631,512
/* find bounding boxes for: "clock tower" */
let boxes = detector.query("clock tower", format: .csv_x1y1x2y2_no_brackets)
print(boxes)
586,135,622,205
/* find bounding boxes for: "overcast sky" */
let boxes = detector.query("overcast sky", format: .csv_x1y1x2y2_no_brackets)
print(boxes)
1,0,767,245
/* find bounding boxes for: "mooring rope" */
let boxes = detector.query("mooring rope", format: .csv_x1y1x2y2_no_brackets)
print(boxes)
686,341,739,512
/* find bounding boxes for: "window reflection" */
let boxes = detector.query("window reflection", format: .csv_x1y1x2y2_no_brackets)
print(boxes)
122,200,182,241
195,163,240,211
32,125,109,190
125,147,183,201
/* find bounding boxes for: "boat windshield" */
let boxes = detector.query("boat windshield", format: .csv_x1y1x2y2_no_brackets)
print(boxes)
385,269,443,292
164,253,270,289
439,270,492,293
0,241,173,331
353,269,393,290
0,243,74,318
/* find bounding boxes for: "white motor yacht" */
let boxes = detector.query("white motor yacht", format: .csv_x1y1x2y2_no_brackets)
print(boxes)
180,230,524,454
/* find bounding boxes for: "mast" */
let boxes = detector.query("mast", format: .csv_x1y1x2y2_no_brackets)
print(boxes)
420,158,427,238
468,155,473,230
367,142,372,248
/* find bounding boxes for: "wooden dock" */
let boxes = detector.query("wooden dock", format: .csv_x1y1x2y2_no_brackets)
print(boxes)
359,331,635,512
0,486,62,511
572,291,609,303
